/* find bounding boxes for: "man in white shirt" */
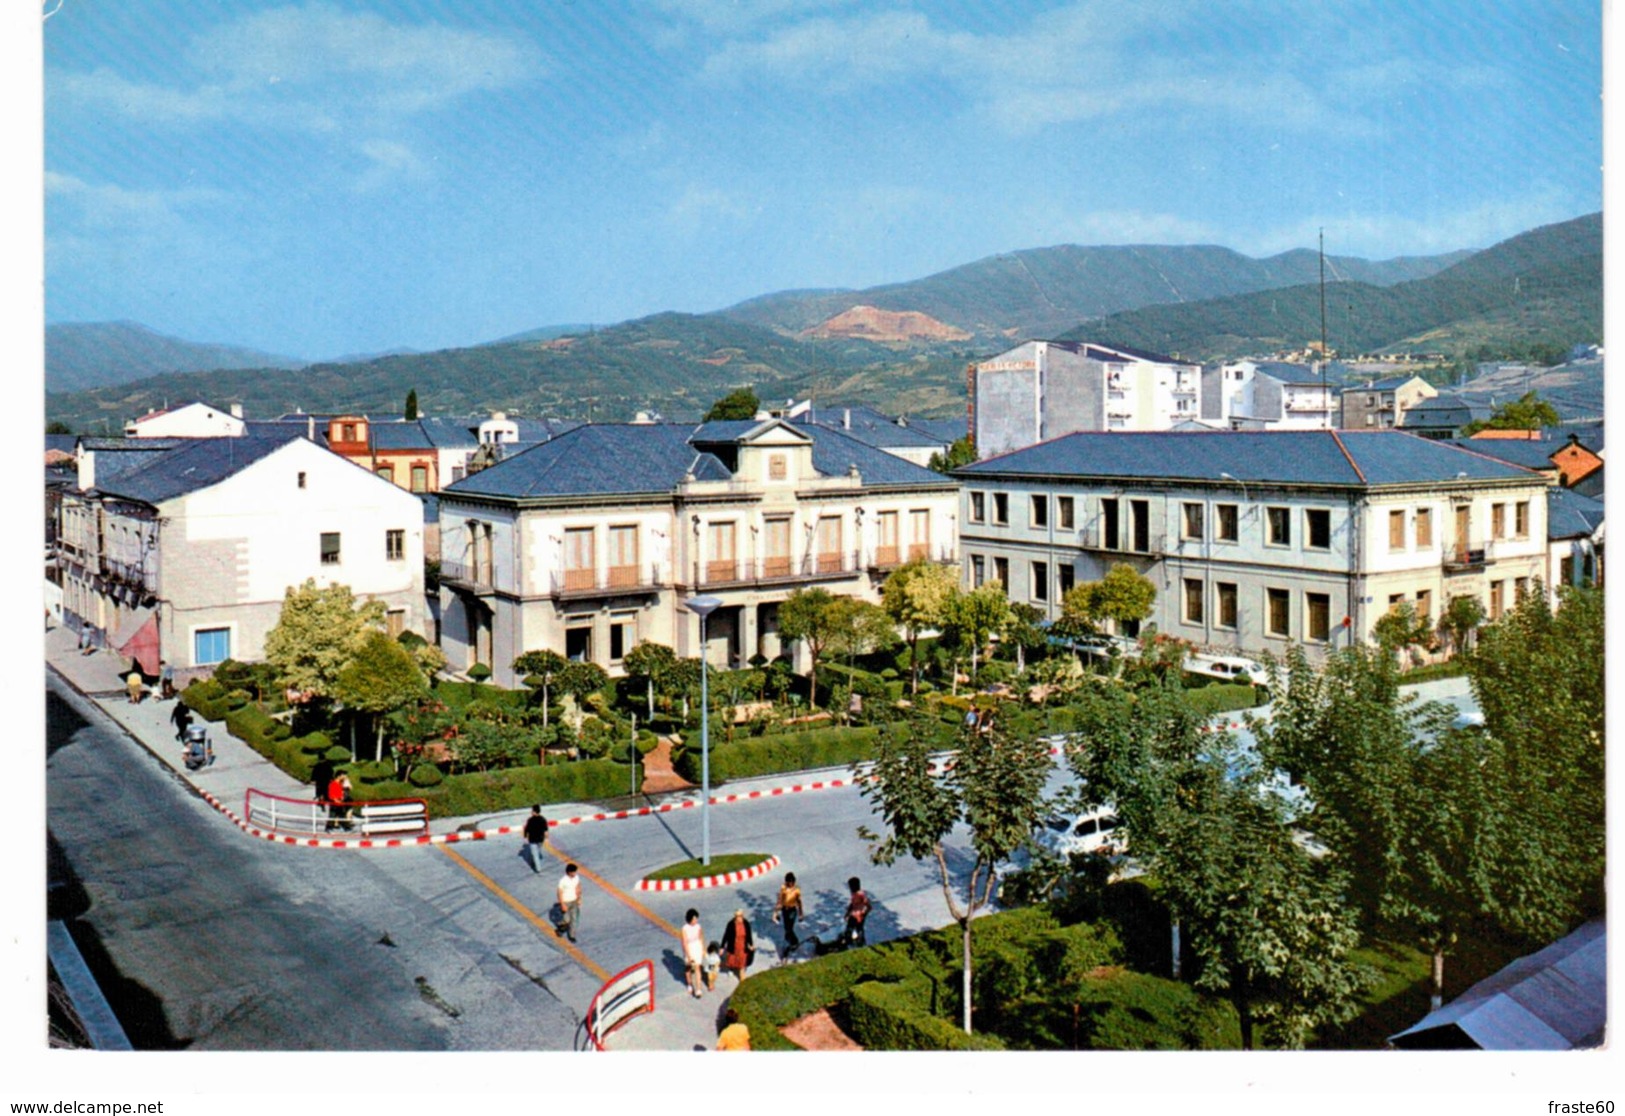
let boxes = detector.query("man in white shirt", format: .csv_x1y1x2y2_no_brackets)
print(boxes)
557,863,582,942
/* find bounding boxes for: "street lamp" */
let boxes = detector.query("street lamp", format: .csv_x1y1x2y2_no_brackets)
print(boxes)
682,593,723,865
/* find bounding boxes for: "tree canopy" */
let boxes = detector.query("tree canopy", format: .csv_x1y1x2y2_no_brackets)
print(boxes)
1462,390,1560,435
927,436,976,474
776,587,842,708
263,579,387,699
334,630,428,761
703,387,761,421
880,558,957,693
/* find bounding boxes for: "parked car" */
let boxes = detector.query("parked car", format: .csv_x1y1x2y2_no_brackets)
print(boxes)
1033,805,1124,859
1186,653,1265,683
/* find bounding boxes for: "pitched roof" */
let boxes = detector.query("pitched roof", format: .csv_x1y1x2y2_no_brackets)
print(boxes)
1444,438,1561,471
444,421,949,500
1389,919,1605,1050
958,430,1541,488
92,434,300,504
789,404,949,449
1546,487,1605,539
1253,362,1330,385
370,420,434,451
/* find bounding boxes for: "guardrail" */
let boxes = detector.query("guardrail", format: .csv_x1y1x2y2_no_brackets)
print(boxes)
585,960,655,1050
244,787,429,838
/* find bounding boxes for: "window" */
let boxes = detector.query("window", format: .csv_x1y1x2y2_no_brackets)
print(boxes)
451,465,466,483
710,521,740,581
565,622,593,662
1266,507,1291,547
1058,564,1075,596
376,465,393,481
1306,593,1331,642
386,609,405,638
341,422,357,443
1415,589,1433,623
194,627,230,666
1182,503,1204,541
969,492,986,523
1488,580,1505,620
1216,582,1238,629
768,453,787,481
320,532,341,565
1515,501,1530,539
1491,503,1507,540
1183,578,1204,624
1032,561,1049,602
1102,499,1121,549
908,509,931,560
992,493,1009,526
1415,507,1433,548
993,557,1009,586
1306,508,1331,550
763,517,792,578
386,529,405,561
411,465,429,494
1215,504,1239,543
608,525,639,586
969,554,985,587
1560,555,1574,585
1057,496,1075,530
1266,588,1290,637
814,516,842,573
297,471,307,489
610,613,635,663
1031,495,1048,528
1130,499,1150,552
565,527,596,590
1389,510,1406,550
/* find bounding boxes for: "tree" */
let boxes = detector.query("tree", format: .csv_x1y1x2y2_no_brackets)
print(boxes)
1461,390,1560,435
622,640,679,721
703,387,760,421
880,558,957,694
857,708,1051,1034
1087,563,1157,634
46,420,72,435
513,649,567,727
1073,680,1367,1049
404,388,420,420
263,580,387,700
556,660,610,720
334,630,428,762
1439,593,1485,657
939,582,1011,684
776,588,840,710
927,436,976,474
1002,602,1048,674
825,597,896,719
1371,600,1432,659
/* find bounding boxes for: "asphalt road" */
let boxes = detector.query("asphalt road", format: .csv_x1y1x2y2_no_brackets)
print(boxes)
46,674,584,1051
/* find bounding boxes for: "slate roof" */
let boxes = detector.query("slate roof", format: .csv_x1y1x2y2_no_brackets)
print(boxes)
1444,438,1561,471
790,404,949,449
1253,362,1330,386
1389,919,1605,1050
958,430,1542,488
370,421,434,451
444,421,950,501
902,416,967,444
1340,374,1422,393
1546,487,1605,539
92,435,299,504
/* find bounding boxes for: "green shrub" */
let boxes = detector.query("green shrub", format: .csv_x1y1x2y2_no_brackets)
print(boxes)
349,760,395,785
406,762,444,788
359,758,642,814
1184,683,1261,718
671,719,954,783
846,977,1004,1051
466,663,492,683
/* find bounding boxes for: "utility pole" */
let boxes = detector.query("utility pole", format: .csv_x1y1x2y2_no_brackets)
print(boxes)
1319,229,1330,428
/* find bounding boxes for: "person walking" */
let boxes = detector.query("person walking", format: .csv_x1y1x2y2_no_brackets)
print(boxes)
557,863,582,942
521,805,549,872
716,1008,751,1051
772,872,804,958
170,700,192,742
126,671,144,704
720,908,754,982
159,661,175,700
844,876,871,947
326,773,351,832
680,909,706,998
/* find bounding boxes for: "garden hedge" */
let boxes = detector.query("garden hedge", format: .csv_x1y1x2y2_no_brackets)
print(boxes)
358,757,642,816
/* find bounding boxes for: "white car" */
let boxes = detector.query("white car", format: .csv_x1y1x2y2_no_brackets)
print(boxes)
1186,653,1266,683
1033,806,1125,859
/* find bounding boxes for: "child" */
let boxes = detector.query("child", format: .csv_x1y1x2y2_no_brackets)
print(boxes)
702,942,721,991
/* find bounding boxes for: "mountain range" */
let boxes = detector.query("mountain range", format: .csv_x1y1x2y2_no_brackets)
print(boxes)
44,214,1600,433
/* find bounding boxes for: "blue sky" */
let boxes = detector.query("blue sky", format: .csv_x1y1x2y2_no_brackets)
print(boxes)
40,0,1603,361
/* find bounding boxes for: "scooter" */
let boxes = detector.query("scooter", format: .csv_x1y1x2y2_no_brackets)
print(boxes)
182,724,214,770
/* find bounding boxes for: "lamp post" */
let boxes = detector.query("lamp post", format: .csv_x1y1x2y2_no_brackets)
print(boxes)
682,593,723,865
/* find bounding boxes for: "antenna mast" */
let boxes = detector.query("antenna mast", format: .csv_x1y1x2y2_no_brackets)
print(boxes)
1319,228,1329,428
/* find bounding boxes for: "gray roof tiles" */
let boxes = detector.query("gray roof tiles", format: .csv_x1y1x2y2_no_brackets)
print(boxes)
959,430,1541,488
1547,487,1605,539
92,434,299,504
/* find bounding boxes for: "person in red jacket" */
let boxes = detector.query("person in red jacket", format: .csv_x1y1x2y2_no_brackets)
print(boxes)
326,773,351,832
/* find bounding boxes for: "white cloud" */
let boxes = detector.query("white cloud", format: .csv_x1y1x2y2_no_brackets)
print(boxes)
353,139,427,193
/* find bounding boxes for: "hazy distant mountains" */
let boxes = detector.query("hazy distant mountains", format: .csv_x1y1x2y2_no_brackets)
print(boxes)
44,214,1600,432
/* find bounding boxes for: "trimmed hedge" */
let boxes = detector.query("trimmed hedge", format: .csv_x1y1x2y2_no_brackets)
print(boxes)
847,977,1003,1051
671,718,957,784
1184,683,1263,718
358,757,642,816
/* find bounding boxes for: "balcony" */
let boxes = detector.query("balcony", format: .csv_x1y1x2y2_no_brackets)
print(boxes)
687,552,863,590
440,558,495,595
103,555,156,592
1442,547,1487,572
550,563,668,600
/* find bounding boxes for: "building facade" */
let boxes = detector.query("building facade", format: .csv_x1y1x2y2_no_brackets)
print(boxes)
1202,360,1338,430
1339,375,1438,430
970,340,1202,458
955,430,1551,658
58,435,425,676
436,420,958,688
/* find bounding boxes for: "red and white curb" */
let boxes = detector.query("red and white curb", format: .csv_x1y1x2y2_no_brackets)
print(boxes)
634,855,782,892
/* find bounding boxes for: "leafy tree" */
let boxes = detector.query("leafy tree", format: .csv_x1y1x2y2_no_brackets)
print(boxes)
263,579,387,700
1088,563,1158,633
939,582,1011,683
1073,680,1367,1049
46,421,72,435
557,660,611,717
334,630,428,762
777,587,840,710
1002,602,1049,674
1461,390,1560,435
927,436,976,474
513,649,567,727
1439,593,1485,657
622,640,679,721
857,708,1051,1034
702,387,760,421
825,597,897,718
880,558,957,694
1371,600,1432,658
405,388,419,420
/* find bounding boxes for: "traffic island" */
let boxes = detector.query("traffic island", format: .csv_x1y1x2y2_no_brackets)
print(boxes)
636,853,780,891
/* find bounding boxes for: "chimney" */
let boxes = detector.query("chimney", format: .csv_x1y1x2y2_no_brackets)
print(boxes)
230,403,244,419
307,416,315,441
843,409,851,430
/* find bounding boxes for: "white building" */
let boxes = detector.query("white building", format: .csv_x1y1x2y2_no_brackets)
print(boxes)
58,434,425,677
124,400,247,439
970,340,1202,458
1202,360,1338,430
